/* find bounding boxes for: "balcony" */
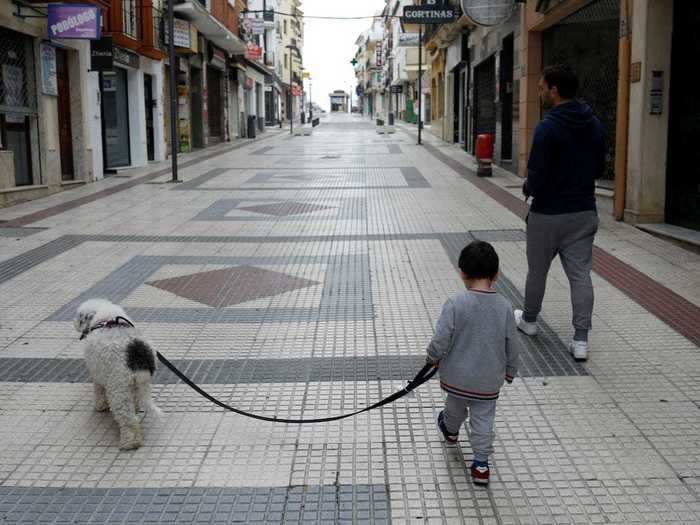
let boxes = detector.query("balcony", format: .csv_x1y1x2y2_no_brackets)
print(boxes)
174,0,246,54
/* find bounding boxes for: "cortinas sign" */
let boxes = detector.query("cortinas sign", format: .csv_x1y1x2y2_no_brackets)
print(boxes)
48,4,101,40
401,0,457,24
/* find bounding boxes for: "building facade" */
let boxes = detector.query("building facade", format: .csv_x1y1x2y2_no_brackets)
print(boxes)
1,0,109,206
276,0,304,123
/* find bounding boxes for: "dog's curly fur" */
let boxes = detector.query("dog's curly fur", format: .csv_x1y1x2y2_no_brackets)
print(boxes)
75,299,162,450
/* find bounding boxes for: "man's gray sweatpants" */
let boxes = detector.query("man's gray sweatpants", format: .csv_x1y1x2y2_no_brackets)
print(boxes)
524,210,599,331
443,395,496,462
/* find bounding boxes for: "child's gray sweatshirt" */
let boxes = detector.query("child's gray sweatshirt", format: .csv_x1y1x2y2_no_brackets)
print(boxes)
426,289,519,400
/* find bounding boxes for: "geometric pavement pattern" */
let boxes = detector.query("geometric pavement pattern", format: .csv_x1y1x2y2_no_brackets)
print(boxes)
2,117,697,524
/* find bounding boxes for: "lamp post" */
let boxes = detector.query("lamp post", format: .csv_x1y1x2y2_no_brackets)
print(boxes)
167,0,179,181
286,44,298,135
309,78,313,121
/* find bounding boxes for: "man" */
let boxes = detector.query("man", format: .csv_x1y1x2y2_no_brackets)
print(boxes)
515,64,605,362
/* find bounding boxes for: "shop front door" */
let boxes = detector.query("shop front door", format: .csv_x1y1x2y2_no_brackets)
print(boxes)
207,67,222,141
500,34,514,162
1,27,37,186
666,1,700,230
56,48,74,180
101,68,130,169
144,74,155,161
190,67,204,148
473,56,496,154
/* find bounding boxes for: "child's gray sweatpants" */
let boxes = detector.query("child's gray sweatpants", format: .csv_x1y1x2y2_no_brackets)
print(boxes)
443,394,496,462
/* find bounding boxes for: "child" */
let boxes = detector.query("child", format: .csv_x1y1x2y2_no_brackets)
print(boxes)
426,241,519,485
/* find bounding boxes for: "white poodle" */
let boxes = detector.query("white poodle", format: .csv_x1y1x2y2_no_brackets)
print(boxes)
74,298,162,450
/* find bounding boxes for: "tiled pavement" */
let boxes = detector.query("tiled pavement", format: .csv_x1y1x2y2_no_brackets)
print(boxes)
0,115,699,524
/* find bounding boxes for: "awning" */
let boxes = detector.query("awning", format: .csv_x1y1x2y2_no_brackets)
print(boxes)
174,1,246,55
243,57,273,77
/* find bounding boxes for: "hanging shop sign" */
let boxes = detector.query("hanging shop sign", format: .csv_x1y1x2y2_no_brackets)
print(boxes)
398,33,420,47
90,36,114,72
375,41,383,67
164,18,192,49
390,85,403,94
244,77,255,90
291,84,303,97
244,42,262,61
461,0,515,27
401,0,457,24
249,18,266,35
113,46,140,69
40,43,58,96
48,4,101,40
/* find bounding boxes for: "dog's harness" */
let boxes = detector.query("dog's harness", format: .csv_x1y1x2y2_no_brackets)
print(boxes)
80,316,135,340
79,317,438,423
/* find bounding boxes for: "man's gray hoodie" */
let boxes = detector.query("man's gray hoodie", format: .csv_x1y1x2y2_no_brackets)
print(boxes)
427,290,519,400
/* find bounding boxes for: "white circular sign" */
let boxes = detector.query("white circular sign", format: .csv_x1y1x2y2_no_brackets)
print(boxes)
461,0,516,27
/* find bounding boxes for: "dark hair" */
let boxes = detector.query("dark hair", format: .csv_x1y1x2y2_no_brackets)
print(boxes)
458,241,499,280
542,64,578,99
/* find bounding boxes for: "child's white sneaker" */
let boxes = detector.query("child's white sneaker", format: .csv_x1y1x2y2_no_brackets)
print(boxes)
569,340,588,362
514,309,538,336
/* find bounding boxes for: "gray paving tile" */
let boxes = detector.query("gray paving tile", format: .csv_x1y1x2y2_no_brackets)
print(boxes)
0,485,390,524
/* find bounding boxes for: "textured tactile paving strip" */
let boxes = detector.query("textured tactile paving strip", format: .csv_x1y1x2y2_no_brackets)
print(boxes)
0,347,585,384
0,232,522,287
0,235,84,284
0,485,390,524
174,166,430,191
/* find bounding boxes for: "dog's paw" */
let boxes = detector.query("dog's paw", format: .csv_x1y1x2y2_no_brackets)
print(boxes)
119,439,143,451
119,424,144,450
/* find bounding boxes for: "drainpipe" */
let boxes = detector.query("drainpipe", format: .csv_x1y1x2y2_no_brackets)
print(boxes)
613,0,631,220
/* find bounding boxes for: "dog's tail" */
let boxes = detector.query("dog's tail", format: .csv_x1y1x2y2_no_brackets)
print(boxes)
135,371,164,419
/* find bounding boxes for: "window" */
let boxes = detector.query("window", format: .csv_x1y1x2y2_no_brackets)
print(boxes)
284,20,287,35
122,0,140,39
285,53,288,70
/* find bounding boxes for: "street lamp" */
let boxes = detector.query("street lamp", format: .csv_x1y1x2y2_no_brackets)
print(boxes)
286,43,299,135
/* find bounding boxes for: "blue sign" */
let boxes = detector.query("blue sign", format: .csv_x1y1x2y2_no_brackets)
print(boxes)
48,4,101,40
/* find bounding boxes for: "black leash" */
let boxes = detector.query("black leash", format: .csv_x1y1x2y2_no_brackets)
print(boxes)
156,352,438,424
82,316,438,423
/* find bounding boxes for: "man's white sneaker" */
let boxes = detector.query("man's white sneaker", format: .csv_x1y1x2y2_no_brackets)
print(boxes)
514,309,538,336
570,340,588,362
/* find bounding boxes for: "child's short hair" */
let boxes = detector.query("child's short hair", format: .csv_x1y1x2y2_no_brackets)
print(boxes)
458,241,499,280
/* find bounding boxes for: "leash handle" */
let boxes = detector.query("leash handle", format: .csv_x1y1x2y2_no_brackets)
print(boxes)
156,352,437,424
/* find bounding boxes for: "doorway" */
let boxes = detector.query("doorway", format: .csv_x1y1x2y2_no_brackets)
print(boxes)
207,67,222,142
190,67,204,148
666,1,700,230
56,48,74,180
500,34,514,161
473,56,496,154
144,74,155,161
101,68,131,169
